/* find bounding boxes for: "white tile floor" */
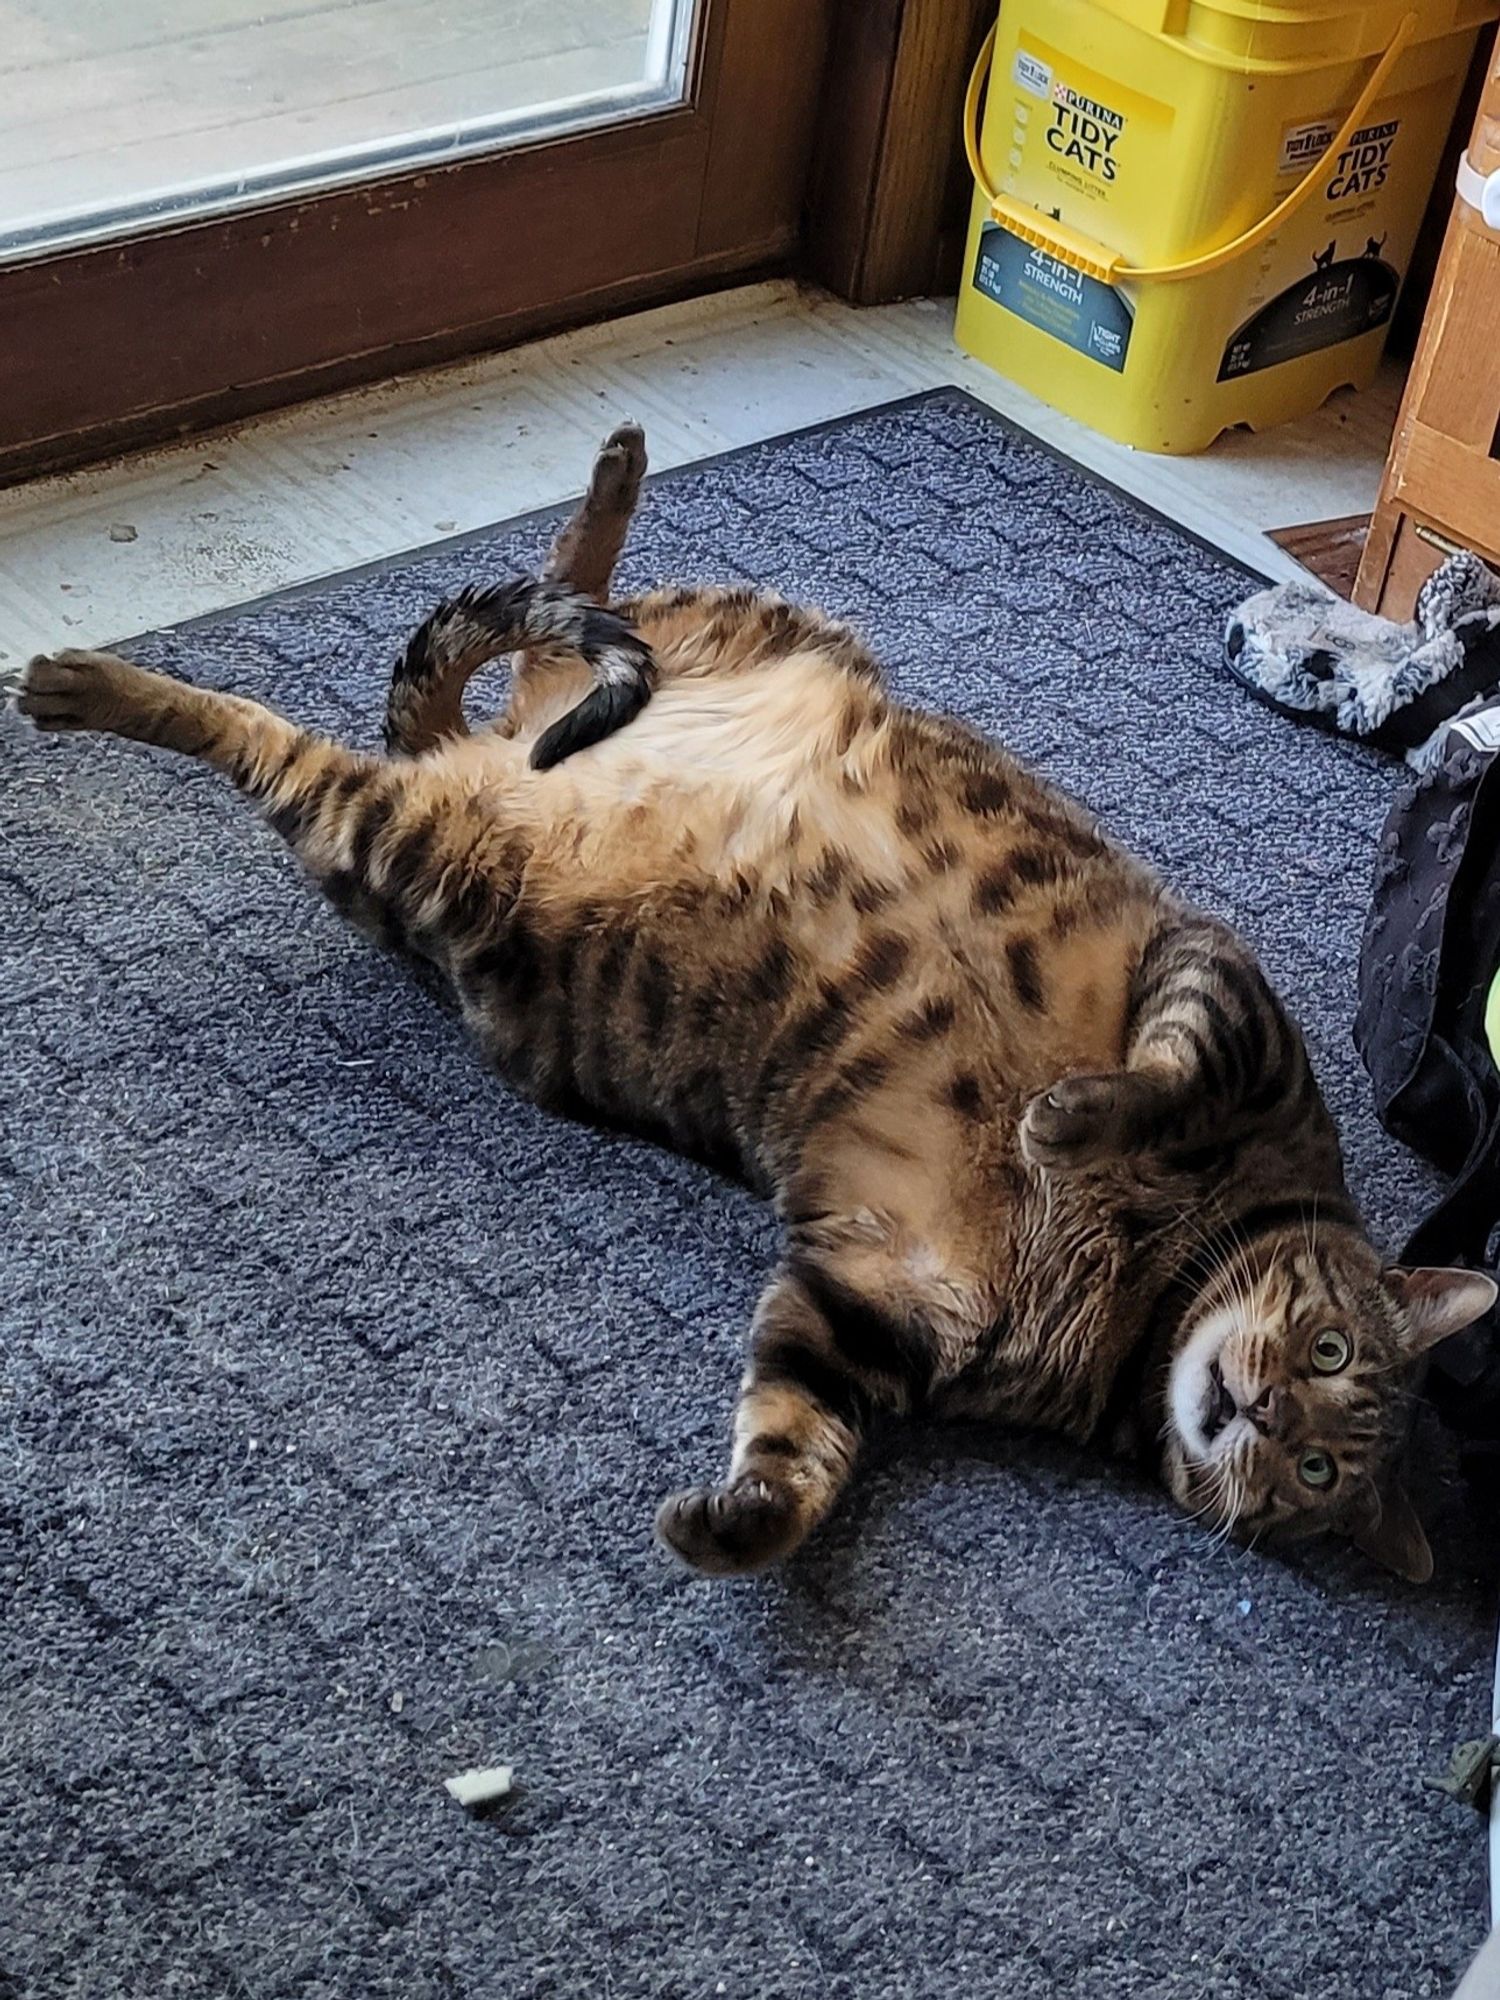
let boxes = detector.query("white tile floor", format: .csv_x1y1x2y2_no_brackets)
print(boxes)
0,279,1403,665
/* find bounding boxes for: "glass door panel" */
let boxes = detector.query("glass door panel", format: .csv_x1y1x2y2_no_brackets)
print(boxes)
0,0,697,261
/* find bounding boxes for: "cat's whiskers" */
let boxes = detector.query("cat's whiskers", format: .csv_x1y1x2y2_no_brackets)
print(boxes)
1168,1194,1270,1337
1301,1194,1322,1263
1198,1428,1259,1553
1165,1196,1239,1290
1208,1475,1245,1551
1183,1473,1228,1532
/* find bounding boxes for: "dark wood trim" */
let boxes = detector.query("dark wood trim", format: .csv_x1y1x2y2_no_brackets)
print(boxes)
802,0,992,306
1267,515,1370,600
698,0,834,260
0,0,836,484
2,249,791,489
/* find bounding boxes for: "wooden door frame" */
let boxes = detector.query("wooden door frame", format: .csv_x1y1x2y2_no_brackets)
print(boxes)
0,0,835,484
804,0,994,307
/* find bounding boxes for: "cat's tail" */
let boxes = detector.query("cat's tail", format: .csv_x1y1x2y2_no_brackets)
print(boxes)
384,577,656,768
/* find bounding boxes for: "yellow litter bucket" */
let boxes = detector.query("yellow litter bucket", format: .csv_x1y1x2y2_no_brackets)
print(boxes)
955,0,1498,453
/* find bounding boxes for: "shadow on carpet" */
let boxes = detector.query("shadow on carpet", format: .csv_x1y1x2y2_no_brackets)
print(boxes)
2,389,1495,2000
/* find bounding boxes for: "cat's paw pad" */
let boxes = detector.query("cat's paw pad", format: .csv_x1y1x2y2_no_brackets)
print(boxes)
655,1475,798,1576
15,650,139,733
1021,1073,1135,1170
592,422,647,502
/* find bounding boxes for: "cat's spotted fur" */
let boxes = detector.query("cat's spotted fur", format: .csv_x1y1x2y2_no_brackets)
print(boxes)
16,424,1494,1583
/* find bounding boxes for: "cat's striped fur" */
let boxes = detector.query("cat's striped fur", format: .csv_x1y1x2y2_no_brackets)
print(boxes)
17,423,1493,1584
385,580,654,770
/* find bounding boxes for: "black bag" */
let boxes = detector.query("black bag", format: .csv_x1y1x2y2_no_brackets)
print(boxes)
1355,701,1500,1457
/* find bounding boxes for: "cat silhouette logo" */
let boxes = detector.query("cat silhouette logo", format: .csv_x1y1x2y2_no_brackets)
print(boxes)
1220,247,1399,381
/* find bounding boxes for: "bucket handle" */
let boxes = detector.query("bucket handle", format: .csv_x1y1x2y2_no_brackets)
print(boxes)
963,12,1418,285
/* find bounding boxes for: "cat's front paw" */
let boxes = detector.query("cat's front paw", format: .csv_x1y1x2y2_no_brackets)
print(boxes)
1021,1072,1142,1171
15,649,145,734
655,1475,799,1576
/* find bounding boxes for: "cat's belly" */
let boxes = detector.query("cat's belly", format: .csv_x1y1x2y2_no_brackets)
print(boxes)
440,650,1162,1236
519,658,908,904
921,1172,1163,1442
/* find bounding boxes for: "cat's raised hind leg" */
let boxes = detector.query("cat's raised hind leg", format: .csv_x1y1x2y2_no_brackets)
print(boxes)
18,647,342,790
541,420,646,603
383,423,646,757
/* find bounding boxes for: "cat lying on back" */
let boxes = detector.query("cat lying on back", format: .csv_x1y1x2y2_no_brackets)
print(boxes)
17,424,1495,1583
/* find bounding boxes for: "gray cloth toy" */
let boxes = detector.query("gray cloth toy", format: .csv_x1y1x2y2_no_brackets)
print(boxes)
1224,551,1500,771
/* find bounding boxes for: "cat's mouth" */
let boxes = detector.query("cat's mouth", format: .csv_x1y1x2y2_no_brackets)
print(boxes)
1202,1359,1238,1445
1166,1306,1243,1463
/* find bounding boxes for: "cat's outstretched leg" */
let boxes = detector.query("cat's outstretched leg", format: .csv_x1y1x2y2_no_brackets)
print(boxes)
656,1265,868,1574
384,423,646,757
17,648,525,963
19,647,344,789
1020,916,1319,1173
655,1243,938,1575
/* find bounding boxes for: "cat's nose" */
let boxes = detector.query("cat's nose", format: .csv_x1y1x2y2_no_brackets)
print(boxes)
1245,1385,1288,1438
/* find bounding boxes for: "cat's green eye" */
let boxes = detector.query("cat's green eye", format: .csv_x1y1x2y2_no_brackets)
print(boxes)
1298,1449,1336,1489
1310,1328,1351,1375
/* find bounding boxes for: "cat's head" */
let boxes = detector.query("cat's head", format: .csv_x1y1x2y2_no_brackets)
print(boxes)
1161,1223,1496,1581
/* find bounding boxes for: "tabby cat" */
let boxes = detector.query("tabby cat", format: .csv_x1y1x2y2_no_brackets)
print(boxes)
17,424,1495,1584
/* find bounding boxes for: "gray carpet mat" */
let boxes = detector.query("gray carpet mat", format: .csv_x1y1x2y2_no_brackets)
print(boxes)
2,389,1494,2000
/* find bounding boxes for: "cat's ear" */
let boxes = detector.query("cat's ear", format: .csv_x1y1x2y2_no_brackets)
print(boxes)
1348,1480,1433,1585
1382,1266,1498,1355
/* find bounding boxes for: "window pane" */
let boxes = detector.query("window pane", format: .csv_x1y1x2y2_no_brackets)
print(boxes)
0,0,697,262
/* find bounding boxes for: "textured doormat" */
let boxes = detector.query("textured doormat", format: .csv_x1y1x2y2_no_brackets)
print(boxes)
3,389,1495,2000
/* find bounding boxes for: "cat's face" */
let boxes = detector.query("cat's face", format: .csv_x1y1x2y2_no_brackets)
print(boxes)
1161,1238,1496,1581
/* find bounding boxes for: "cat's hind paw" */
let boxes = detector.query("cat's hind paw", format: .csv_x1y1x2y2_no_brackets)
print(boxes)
655,1475,799,1576
592,421,646,502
